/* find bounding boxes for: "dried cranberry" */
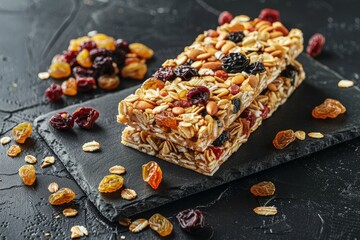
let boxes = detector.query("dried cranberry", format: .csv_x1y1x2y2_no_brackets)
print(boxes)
259,8,280,23
229,85,240,95
213,131,230,146
218,11,233,25
80,40,97,51
186,86,210,106
240,109,256,128
72,107,99,129
115,39,130,53
176,209,206,233
93,56,114,75
241,118,250,137
73,66,95,78
261,105,270,119
173,100,191,108
209,146,223,160
174,65,198,81
280,64,299,85
307,33,325,57
76,77,96,92
45,83,63,102
63,50,79,68
49,112,74,130
89,48,112,61
231,98,241,113
215,70,228,80
245,62,266,75
227,31,245,43
113,49,126,67
221,53,249,73
153,67,175,81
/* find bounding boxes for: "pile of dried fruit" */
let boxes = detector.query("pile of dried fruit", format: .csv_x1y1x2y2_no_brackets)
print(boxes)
49,107,99,130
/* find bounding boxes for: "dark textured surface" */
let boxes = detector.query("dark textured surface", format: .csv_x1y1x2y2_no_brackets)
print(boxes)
35,54,360,222
1,0,360,239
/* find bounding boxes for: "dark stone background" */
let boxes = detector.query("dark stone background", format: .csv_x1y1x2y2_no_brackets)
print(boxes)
0,0,359,239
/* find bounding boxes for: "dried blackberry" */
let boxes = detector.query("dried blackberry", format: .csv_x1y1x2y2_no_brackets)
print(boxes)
231,98,241,113
221,53,249,73
212,131,230,146
113,49,126,67
245,62,266,75
174,65,198,80
89,48,112,61
186,86,210,105
280,65,299,85
153,67,175,81
227,31,245,43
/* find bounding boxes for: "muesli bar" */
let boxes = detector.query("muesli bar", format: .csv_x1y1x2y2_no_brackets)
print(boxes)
118,15,303,152
121,61,305,176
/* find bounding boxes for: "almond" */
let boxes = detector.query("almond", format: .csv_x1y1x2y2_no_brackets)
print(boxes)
201,62,222,71
186,49,205,60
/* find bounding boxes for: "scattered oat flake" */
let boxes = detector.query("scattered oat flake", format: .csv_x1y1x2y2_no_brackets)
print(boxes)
71,225,88,239
121,188,137,200
38,72,50,80
87,30,98,37
82,141,100,152
24,154,37,164
119,218,132,227
63,208,78,217
48,182,59,193
109,165,126,175
250,181,275,197
42,156,55,168
294,130,306,140
253,206,278,216
54,214,61,219
12,82,18,88
1,136,11,145
120,236,126,240
338,80,354,88
44,232,51,237
129,219,149,233
308,132,324,139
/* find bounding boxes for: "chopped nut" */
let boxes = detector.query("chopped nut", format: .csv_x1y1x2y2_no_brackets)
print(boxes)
119,218,132,227
109,165,126,175
253,206,278,216
70,225,88,239
294,130,306,140
121,188,137,200
24,155,37,164
308,132,324,139
206,101,218,116
338,80,354,88
48,182,59,193
41,156,55,168
1,136,11,145
129,219,149,233
250,181,275,196
63,208,78,217
38,72,50,80
82,141,100,152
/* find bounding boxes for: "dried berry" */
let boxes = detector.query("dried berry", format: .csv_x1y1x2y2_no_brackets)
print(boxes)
93,56,114,75
48,62,71,79
307,33,325,57
153,67,175,81
45,83,63,102
73,66,95,78
129,43,154,59
229,85,240,95
49,112,74,130
91,33,116,51
112,48,126,66
209,146,223,160
176,209,205,233
19,165,36,186
121,62,147,80
214,70,228,80
186,86,210,106
76,49,93,68
80,40,97,51
174,65,198,81
12,122,32,144
245,62,266,75
76,77,96,92
280,65,299,85
61,78,77,96
173,100,191,108
212,131,230,147
142,161,162,190
98,174,124,193
149,213,173,237
241,118,250,137
227,31,245,43
218,11,233,25
261,105,270,119
250,181,276,196
312,98,346,119
240,109,256,128
155,111,177,128
259,8,280,23
221,53,249,73
49,187,76,205
89,48,112,61
72,107,99,129
272,129,295,150
98,75,120,90
142,78,165,90
63,50,79,68
115,39,130,53
7,145,21,157
231,98,241,113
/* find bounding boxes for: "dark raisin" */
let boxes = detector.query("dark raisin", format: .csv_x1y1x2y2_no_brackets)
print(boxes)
93,56,114,75
174,65,198,81
212,131,230,146
176,209,206,233
73,66,95,78
45,83,63,102
49,112,74,130
221,53,249,73
245,62,266,75
227,31,245,43
280,64,299,85
89,48,112,61
115,39,130,53
153,67,175,81
76,77,96,92
72,107,99,129
80,40,97,51
113,49,126,67
186,86,210,105
231,98,241,113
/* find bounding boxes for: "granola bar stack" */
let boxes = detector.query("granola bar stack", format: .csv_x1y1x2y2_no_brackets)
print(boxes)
118,15,305,175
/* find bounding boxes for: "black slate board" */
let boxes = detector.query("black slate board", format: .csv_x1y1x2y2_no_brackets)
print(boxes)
35,54,360,222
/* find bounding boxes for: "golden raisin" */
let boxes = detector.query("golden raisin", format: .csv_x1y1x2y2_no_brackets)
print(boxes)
49,187,76,205
76,49,92,68
250,181,275,196
62,78,78,96
149,213,173,237
12,122,32,144
98,175,124,193
48,62,71,79
97,75,120,90
129,43,154,59
7,145,21,157
142,161,162,190
312,98,346,119
142,78,165,90
68,36,91,51
272,129,295,150
155,111,178,128
91,33,116,51
19,165,36,186
121,62,147,80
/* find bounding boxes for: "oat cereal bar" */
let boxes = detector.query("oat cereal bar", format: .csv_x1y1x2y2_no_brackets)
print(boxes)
118,15,304,152
121,61,305,176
